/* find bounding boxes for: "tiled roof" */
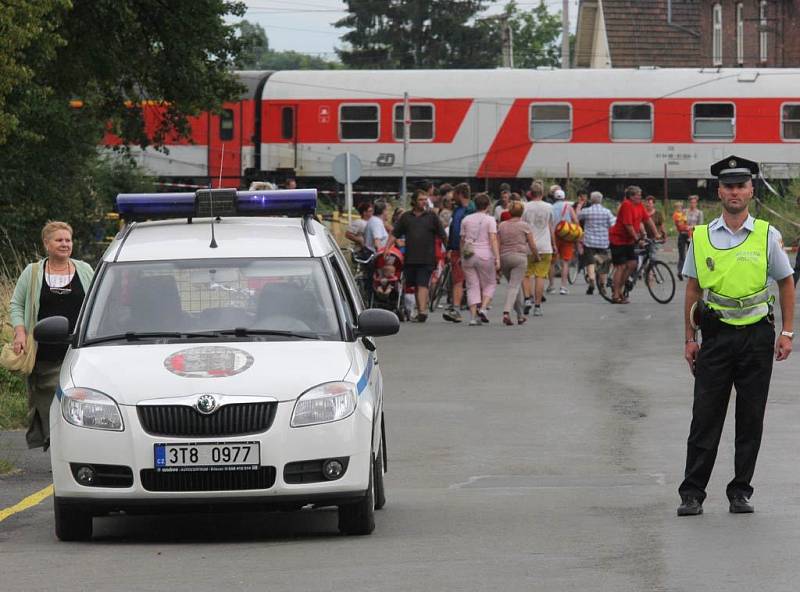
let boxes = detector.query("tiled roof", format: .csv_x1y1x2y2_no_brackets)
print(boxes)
601,0,702,67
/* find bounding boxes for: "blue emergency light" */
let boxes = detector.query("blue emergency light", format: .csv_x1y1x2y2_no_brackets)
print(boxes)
116,188,317,220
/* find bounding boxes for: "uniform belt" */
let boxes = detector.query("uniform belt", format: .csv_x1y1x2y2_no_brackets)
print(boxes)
707,289,770,309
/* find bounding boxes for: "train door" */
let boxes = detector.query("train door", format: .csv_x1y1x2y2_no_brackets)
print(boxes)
209,103,242,188
276,104,298,171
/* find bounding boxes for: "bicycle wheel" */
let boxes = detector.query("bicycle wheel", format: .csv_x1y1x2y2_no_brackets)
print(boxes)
430,265,451,311
567,256,579,284
645,260,676,304
597,266,615,303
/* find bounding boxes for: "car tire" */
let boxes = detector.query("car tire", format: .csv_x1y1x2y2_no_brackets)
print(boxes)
374,437,386,511
54,498,93,542
337,454,375,536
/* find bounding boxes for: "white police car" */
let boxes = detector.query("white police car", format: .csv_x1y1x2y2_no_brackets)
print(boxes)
34,188,399,540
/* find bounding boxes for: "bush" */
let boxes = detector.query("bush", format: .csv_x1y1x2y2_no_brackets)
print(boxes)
0,367,27,430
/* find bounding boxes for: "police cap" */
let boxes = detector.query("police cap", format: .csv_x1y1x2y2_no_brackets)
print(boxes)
710,155,759,185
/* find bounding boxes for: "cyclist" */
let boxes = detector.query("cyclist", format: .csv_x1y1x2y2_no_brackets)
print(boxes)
608,186,658,304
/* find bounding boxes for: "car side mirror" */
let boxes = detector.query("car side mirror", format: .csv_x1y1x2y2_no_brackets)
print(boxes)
355,309,399,337
33,316,71,344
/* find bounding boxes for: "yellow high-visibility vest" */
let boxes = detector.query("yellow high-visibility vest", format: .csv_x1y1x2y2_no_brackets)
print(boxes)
693,219,770,326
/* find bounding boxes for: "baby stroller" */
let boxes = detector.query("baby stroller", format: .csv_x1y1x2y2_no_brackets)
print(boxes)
371,246,409,321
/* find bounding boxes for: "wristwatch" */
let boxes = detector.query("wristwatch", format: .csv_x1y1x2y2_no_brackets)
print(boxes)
780,330,794,340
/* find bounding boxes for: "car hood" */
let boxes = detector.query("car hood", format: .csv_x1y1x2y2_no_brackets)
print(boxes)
67,341,354,406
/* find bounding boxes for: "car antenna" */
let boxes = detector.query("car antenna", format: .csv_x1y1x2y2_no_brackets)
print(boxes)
208,144,225,249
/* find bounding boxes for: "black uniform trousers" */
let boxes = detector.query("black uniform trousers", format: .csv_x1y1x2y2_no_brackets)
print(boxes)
679,319,775,502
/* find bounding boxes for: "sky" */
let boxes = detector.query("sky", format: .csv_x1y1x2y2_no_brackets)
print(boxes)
238,0,579,59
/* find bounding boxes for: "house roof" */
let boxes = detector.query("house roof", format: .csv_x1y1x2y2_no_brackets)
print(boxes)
579,0,702,68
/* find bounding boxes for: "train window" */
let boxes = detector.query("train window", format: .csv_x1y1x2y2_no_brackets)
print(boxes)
393,104,434,141
340,104,379,141
610,104,653,141
782,105,800,140
693,103,735,140
219,109,234,141
281,107,294,140
530,104,571,141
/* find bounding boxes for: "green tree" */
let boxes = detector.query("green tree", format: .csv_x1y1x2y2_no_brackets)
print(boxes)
335,0,497,69
0,1,248,260
234,20,340,70
507,1,562,68
0,0,69,144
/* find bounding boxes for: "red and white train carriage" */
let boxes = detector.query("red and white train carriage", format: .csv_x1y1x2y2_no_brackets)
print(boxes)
113,68,800,191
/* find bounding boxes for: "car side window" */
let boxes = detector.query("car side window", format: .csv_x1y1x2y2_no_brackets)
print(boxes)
328,256,358,328
328,235,365,312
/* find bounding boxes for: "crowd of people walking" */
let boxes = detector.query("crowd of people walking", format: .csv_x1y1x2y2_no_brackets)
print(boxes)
345,178,706,325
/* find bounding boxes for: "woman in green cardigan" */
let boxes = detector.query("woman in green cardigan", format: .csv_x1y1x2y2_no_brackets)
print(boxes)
10,221,94,449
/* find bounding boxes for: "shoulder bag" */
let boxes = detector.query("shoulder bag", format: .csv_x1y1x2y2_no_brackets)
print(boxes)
0,262,39,375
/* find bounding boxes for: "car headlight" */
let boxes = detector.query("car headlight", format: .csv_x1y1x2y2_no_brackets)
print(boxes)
291,382,357,427
61,388,124,431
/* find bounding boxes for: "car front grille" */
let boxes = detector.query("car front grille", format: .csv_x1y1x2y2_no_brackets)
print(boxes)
140,467,276,492
137,402,277,437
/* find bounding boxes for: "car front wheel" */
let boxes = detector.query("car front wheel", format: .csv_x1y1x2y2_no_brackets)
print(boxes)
54,498,93,541
337,453,375,536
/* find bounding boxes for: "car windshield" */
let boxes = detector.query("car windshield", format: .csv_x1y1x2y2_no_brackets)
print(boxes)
83,258,341,342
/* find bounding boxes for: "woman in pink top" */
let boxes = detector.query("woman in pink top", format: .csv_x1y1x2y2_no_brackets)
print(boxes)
498,200,539,325
460,193,500,326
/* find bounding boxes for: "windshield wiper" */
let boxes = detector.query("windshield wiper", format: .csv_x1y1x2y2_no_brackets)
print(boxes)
83,331,219,345
217,328,320,340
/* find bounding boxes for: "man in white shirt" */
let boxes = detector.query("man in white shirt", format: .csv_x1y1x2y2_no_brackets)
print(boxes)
521,181,555,316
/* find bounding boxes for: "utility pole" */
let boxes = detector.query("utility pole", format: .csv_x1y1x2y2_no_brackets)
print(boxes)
561,0,570,69
500,16,514,68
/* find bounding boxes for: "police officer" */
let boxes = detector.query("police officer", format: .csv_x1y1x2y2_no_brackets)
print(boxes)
677,156,795,517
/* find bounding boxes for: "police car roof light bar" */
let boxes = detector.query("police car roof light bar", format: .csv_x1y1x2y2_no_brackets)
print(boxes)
116,189,317,221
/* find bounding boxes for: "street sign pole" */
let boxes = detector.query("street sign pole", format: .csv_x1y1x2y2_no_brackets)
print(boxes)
345,152,353,223
401,91,409,209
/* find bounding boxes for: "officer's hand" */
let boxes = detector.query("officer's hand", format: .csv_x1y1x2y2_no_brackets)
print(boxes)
775,335,792,361
684,341,700,375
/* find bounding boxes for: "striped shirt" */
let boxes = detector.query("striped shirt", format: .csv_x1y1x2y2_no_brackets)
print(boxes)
578,204,615,249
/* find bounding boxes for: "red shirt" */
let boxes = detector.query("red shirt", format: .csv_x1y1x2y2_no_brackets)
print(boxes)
609,199,650,246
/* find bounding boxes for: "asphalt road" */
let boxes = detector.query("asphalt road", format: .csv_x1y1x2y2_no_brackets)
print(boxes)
2,269,800,592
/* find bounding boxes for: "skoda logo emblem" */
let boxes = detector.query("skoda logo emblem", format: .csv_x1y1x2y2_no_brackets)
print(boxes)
195,394,218,415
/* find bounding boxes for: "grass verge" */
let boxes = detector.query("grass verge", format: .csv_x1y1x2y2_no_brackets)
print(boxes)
0,367,27,430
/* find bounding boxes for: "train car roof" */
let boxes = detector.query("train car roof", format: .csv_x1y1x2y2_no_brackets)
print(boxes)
261,68,800,100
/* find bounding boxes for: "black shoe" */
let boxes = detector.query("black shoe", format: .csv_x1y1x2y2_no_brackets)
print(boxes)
541,295,547,303
677,497,703,516
678,272,684,281
523,299,532,315
729,495,754,514
586,284,594,295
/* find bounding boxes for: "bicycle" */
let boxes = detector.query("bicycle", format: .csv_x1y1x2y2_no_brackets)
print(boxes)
429,257,452,312
349,247,376,306
597,239,676,304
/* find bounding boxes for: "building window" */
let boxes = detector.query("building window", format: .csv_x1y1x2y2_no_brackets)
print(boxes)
736,3,744,65
393,104,434,141
339,104,379,141
712,3,723,66
281,107,294,140
530,104,571,141
760,1,768,63
782,104,800,140
610,104,653,141
693,103,735,140
219,109,234,141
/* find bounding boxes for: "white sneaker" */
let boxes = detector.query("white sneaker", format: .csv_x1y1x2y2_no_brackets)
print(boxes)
559,287,569,295
533,306,543,317
545,286,556,294
468,319,481,326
